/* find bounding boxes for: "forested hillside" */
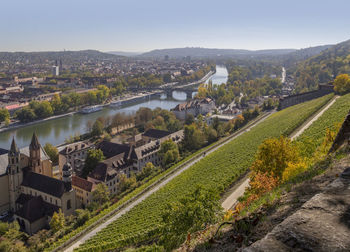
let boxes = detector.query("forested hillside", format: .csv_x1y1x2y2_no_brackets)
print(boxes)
292,39,350,93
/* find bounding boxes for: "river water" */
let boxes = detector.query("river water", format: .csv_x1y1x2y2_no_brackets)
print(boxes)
1,66,228,149
206,65,228,85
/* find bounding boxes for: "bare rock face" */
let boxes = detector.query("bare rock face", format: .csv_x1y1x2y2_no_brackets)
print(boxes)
244,174,350,252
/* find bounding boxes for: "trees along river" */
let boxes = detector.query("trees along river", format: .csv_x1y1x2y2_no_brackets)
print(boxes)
0,66,228,149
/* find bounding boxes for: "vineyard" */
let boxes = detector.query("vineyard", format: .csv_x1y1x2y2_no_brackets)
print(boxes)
75,94,333,251
296,93,350,154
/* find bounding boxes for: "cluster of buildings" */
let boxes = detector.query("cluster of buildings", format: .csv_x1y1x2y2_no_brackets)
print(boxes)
0,134,75,234
171,98,216,120
0,127,183,235
60,129,183,208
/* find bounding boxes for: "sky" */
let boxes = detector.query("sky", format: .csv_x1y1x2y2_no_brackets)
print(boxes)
1,0,350,52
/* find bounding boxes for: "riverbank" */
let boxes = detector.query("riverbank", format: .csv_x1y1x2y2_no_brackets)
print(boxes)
0,67,225,149
0,91,159,134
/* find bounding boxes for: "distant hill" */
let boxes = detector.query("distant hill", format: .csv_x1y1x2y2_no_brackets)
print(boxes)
139,47,297,59
107,51,143,57
293,39,350,92
0,50,125,64
282,44,333,67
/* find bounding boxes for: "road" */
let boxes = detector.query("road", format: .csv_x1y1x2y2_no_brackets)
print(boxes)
63,113,272,252
221,96,338,211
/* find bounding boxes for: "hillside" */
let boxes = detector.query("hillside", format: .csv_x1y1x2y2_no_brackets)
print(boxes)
0,50,124,64
282,44,332,67
292,39,350,92
139,47,297,59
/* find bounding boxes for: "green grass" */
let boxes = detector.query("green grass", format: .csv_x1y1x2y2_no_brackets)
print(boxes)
75,95,333,251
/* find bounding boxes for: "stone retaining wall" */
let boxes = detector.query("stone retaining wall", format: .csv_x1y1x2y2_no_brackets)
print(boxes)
278,84,334,110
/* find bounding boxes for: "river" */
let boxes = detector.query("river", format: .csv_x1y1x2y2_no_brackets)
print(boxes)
0,66,228,149
206,65,228,85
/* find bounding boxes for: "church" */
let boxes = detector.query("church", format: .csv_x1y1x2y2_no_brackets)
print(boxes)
0,133,75,234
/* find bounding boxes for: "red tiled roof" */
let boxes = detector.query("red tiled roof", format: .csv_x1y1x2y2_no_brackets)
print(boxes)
72,175,94,192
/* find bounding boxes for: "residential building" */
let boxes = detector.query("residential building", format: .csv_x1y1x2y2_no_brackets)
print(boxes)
171,98,216,120
87,129,184,195
58,141,93,177
72,174,95,208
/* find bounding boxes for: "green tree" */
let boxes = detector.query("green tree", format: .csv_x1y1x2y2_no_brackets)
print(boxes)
92,183,110,205
91,120,104,137
44,143,59,164
136,162,158,181
74,209,91,228
15,107,36,123
159,139,180,167
82,149,105,177
50,94,63,114
50,209,65,233
185,114,195,125
0,108,10,123
117,173,137,193
333,74,350,94
160,187,222,250
182,124,205,152
33,101,53,119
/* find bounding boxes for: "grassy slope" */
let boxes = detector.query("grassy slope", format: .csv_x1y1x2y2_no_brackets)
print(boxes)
77,94,333,251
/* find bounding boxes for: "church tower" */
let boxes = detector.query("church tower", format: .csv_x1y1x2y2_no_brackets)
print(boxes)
8,138,22,212
62,163,72,192
29,132,41,174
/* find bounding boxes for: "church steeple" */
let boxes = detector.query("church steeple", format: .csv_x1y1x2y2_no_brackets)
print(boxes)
9,137,19,155
29,132,41,174
29,132,40,150
8,137,22,212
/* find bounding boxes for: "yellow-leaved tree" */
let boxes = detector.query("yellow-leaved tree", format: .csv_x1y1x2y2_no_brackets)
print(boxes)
333,74,350,94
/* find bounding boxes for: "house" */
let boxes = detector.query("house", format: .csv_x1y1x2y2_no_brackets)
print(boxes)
72,174,96,208
0,134,76,235
171,98,216,120
58,141,93,177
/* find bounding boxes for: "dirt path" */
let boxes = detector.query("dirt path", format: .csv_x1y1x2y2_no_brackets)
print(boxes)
221,96,339,211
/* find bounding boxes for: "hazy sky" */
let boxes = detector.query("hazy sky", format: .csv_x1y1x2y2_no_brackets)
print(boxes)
1,0,349,52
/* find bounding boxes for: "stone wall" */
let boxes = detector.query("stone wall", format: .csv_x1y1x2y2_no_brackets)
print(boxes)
278,84,334,110
329,109,350,153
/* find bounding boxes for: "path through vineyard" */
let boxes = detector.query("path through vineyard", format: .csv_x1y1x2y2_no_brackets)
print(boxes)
221,95,338,210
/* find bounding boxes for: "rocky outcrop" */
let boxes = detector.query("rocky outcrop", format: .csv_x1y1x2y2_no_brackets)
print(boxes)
329,110,350,153
244,171,350,252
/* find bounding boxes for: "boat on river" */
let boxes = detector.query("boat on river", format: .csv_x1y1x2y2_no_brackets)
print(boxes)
80,105,103,114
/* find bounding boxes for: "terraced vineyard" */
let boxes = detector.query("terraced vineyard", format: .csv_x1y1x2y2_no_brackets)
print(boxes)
76,94,333,251
297,93,350,154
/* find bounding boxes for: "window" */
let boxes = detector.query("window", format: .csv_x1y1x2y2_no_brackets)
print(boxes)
55,199,57,205
67,200,71,210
